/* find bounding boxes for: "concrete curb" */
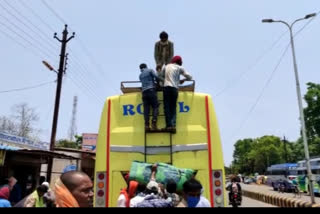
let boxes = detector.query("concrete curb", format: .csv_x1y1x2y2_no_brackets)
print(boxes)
242,189,319,207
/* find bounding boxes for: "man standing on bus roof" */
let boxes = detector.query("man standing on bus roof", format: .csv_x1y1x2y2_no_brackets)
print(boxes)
139,63,162,131
154,31,174,74
159,56,192,133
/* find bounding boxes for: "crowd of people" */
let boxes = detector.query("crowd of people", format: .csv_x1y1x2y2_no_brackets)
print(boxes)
0,171,93,208
117,164,210,208
139,31,192,133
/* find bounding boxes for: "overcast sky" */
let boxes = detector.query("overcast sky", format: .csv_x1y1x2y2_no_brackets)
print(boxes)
1,0,320,165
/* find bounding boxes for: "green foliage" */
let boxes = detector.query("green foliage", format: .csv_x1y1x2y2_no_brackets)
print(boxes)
231,82,320,174
303,82,320,157
75,135,83,149
232,136,297,175
304,82,320,141
56,139,80,149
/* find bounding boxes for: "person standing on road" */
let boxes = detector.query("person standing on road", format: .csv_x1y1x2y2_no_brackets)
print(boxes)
54,171,94,207
0,185,11,207
23,185,48,207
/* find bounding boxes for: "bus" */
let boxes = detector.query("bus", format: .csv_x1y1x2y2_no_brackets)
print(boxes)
94,81,226,207
266,163,298,191
296,158,320,195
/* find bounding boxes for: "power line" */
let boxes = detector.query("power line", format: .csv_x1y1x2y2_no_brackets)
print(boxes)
12,0,104,95
0,80,55,94
0,27,42,58
2,0,59,52
18,0,56,33
294,11,320,36
66,74,105,105
0,2,57,59
68,52,105,87
41,0,68,25
230,43,290,142
0,19,54,60
39,0,109,87
214,29,288,97
66,64,106,103
215,12,319,98
74,37,107,78
68,57,106,98
228,12,320,143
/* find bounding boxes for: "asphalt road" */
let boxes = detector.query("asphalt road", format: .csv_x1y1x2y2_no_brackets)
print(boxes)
238,196,276,207
226,192,276,207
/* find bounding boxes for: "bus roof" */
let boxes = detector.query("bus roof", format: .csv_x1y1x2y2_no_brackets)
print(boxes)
268,163,298,169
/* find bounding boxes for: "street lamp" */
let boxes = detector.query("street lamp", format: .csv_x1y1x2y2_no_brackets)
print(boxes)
262,13,316,204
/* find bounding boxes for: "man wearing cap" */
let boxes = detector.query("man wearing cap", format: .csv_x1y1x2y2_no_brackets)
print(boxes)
159,56,192,133
42,182,56,207
136,167,171,207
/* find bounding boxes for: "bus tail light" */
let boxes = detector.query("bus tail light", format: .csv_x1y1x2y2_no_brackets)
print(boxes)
212,170,224,207
95,172,107,207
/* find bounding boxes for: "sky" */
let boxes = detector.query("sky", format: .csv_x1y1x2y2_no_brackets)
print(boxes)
0,0,320,166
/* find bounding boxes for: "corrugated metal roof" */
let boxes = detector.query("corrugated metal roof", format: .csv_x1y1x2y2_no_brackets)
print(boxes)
0,145,21,151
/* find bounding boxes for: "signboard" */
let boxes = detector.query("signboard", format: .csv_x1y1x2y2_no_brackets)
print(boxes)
0,132,49,150
0,150,6,166
82,133,98,153
63,164,77,173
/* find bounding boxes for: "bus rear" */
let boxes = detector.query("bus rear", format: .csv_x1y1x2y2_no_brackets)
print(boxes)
94,82,226,207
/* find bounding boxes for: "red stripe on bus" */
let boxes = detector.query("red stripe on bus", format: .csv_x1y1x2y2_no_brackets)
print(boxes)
106,99,111,207
205,96,214,207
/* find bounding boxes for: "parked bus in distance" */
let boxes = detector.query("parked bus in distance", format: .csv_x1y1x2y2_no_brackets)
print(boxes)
297,157,320,195
266,163,298,192
94,81,226,207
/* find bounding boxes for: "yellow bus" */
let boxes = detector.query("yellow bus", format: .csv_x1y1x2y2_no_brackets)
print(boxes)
94,81,226,207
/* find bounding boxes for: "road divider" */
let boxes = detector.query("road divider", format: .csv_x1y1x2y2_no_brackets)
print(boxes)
242,189,320,207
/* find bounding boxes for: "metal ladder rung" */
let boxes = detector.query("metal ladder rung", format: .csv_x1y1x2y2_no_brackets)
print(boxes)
144,132,173,164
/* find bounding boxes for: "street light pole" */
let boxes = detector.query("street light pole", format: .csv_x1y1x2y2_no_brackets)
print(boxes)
262,13,316,204
43,25,75,183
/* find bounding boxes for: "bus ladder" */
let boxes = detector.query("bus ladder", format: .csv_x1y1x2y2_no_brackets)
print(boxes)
144,124,173,165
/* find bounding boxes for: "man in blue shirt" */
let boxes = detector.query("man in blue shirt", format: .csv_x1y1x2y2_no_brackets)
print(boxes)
139,63,161,131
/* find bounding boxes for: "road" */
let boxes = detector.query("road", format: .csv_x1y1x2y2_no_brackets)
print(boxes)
227,192,276,207
241,183,320,205
239,196,276,207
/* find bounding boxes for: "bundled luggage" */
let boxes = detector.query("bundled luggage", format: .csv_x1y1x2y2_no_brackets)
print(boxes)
129,161,195,191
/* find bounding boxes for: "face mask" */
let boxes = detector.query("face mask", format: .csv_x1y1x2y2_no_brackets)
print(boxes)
187,196,200,207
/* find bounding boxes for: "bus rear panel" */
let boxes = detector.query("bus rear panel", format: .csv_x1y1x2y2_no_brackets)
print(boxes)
94,90,226,207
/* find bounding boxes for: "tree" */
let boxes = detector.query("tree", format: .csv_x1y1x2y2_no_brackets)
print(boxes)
231,135,297,175
302,82,320,157
251,136,283,174
0,116,16,135
56,139,80,149
0,103,40,141
232,138,255,175
75,135,83,149
11,103,39,138
304,82,320,141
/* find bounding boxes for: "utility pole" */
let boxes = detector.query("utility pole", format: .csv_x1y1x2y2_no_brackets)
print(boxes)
47,25,75,183
283,136,288,163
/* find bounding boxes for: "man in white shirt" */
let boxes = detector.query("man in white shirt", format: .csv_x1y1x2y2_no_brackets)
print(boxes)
159,56,192,133
129,184,146,207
